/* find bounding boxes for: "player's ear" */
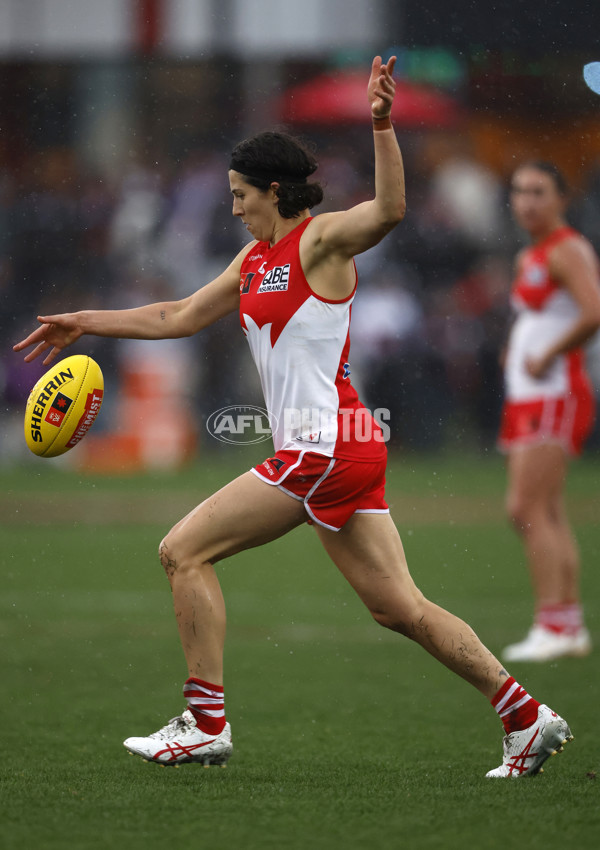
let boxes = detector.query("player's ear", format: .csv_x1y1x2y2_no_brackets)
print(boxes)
269,182,280,203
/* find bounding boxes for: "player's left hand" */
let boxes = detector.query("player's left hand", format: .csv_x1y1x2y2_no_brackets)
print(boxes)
368,55,396,119
525,353,554,379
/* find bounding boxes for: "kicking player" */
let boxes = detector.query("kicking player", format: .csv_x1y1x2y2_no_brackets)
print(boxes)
15,58,573,777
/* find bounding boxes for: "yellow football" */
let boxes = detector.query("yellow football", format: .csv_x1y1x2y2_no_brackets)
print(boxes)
24,354,104,458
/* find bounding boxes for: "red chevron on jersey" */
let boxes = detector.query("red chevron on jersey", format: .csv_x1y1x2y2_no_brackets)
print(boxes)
240,221,314,348
239,217,386,461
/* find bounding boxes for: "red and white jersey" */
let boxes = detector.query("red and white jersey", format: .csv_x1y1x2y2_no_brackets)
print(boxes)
505,226,591,402
239,217,386,461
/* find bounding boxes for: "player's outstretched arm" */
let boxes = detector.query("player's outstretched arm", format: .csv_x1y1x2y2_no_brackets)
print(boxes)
14,249,247,366
311,56,406,259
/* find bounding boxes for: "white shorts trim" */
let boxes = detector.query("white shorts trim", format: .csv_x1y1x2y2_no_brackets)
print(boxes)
304,501,341,532
304,457,336,502
252,453,387,532
277,484,304,502
302,457,338,529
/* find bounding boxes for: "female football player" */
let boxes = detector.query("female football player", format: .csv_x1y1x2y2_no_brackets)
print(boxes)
15,58,572,777
499,162,600,662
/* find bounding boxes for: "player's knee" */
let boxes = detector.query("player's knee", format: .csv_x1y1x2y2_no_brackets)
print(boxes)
159,525,213,582
506,499,523,531
506,495,534,534
369,592,426,636
371,609,411,635
158,527,194,581
159,534,177,581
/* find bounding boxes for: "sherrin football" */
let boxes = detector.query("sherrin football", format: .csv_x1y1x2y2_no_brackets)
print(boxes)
24,354,104,458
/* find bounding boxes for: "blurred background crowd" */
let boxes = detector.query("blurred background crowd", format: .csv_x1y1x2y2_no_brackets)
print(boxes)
2,0,600,468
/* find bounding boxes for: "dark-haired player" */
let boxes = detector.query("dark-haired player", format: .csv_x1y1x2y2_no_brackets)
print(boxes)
15,60,573,777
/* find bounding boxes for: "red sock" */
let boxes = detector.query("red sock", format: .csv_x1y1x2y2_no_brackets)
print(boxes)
183,677,226,735
491,677,540,734
537,602,583,635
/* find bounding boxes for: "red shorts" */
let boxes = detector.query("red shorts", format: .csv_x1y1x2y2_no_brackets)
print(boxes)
498,393,595,456
252,449,389,531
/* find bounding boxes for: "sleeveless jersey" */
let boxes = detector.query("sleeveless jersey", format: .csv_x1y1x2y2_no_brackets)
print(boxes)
239,217,386,461
505,226,592,402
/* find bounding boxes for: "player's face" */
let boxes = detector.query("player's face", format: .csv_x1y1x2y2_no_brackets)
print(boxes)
510,168,565,234
229,171,278,242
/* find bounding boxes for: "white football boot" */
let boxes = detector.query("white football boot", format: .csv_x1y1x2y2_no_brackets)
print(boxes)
124,710,233,766
486,704,573,777
502,625,592,662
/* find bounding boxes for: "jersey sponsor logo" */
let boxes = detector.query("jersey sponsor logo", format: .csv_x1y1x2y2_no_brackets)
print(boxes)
248,253,263,261
342,362,351,379
257,263,290,293
264,456,287,476
258,261,267,274
240,272,255,294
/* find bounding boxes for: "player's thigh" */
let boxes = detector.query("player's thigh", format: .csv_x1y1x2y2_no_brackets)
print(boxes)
507,443,568,508
314,512,424,614
163,471,308,564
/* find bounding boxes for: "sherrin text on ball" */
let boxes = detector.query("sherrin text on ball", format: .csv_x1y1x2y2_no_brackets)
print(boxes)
24,354,104,458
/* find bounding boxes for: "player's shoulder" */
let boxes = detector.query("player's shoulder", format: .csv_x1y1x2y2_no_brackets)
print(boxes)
207,240,261,294
230,239,260,269
298,210,346,252
547,230,599,288
302,210,339,234
551,229,596,265
240,238,260,258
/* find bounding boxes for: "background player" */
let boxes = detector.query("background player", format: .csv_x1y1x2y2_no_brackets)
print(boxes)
15,59,573,777
500,161,600,662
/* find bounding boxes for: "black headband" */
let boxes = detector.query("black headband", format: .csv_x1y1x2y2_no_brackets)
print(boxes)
229,162,308,184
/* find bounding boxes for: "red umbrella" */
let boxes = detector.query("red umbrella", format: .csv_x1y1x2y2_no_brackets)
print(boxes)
280,70,462,128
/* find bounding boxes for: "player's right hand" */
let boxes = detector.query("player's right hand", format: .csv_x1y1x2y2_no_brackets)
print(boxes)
368,54,396,119
13,314,83,365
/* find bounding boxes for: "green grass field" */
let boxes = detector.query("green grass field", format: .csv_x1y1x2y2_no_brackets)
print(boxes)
1,450,599,849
